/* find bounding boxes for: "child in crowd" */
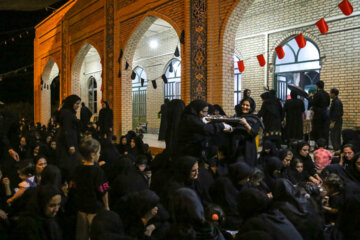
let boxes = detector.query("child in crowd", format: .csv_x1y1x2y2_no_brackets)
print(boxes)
322,173,344,224
69,138,110,240
314,138,333,171
287,158,310,186
6,161,36,206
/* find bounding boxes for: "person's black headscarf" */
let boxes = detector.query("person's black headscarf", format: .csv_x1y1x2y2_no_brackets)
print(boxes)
41,164,62,188
170,187,205,226
346,152,360,183
263,157,283,191
243,89,251,99
290,90,298,99
237,188,269,219
165,99,185,156
236,98,256,115
61,95,81,112
183,99,208,117
272,178,303,211
212,104,226,116
173,156,198,183
124,189,160,219
258,140,279,165
90,209,127,240
228,161,253,190
294,141,316,176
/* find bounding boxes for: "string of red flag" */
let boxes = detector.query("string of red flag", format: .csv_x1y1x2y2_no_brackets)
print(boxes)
236,0,354,72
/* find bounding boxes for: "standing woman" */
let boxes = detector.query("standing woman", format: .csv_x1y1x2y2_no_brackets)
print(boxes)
176,100,231,158
233,98,263,166
283,91,305,142
56,94,82,181
98,101,113,141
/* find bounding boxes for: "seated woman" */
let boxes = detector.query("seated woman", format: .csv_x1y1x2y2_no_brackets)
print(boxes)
13,184,62,240
168,188,225,240
235,188,302,240
176,100,232,158
293,141,322,185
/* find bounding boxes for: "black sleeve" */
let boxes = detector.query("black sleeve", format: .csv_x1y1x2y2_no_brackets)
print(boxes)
95,167,109,196
63,111,77,148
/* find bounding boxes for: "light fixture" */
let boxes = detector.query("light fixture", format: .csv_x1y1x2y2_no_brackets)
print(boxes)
149,39,158,49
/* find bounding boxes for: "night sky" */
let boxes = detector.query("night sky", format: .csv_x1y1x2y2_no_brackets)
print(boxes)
0,0,67,104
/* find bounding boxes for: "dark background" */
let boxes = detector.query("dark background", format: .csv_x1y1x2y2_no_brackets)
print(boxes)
0,0,67,120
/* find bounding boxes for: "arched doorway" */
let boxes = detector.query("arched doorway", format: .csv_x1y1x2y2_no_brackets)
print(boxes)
123,16,180,134
41,58,59,124
274,38,321,109
71,43,102,116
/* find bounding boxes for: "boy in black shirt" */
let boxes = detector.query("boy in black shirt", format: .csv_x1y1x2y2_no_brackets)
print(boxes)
70,138,109,240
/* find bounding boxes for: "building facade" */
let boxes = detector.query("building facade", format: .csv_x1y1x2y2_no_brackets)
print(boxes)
34,0,360,137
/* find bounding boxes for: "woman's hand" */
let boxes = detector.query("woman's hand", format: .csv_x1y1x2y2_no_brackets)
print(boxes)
68,146,75,155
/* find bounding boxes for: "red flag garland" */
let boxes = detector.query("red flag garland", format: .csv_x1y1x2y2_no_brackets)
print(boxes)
316,18,329,34
275,46,285,59
237,60,245,73
101,82,104,92
338,0,353,16
257,54,266,67
295,33,306,48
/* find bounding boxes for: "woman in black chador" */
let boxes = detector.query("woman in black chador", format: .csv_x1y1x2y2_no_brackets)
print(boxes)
176,100,230,158
283,90,305,141
56,95,82,181
158,98,170,141
232,98,263,166
258,91,283,148
98,101,113,141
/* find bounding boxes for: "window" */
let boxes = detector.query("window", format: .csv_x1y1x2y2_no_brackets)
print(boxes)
274,38,321,103
234,55,242,106
132,67,147,129
164,59,181,100
88,76,97,113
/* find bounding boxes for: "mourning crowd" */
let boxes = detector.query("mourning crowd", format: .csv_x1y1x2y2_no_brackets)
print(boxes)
0,80,360,240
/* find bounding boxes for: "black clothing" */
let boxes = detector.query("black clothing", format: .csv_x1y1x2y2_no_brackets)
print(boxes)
272,179,324,240
69,165,108,213
168,188,225,240
90,209,127,240
232,99,263,166
284,98,305,140
56,95,81,180
12,185,63,240
80,105,92,131
165,99,185,157
294,142,316,177
263,157,283,191
258,92,283,147
98,101,113,140
158,102,169,141
345,153,360,184
312,89,330,142
257,140,278,166
209,177,242,230
176,100,224,158
330,97,343,151
236,188,302,240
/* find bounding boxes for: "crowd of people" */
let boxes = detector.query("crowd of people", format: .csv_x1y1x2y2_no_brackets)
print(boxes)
0,80,359,240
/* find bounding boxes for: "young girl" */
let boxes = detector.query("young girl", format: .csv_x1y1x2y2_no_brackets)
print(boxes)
287,158,309,186
6,161,36,206
70,138,109,240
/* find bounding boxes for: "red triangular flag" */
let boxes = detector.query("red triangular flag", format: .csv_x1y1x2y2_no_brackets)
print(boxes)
275,46,285,59
257,54,266,67
316,18,329,34
338,0,353,16
295,33,306,48
101,82,104,92
237,60,245,72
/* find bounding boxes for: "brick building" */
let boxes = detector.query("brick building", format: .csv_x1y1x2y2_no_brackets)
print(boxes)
34,0,360,137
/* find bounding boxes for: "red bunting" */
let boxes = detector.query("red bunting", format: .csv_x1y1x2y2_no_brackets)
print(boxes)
101,83,104,92
295,33,306,48
275,46,285,59
257,54,266,67
338,0,353,16
316,18,329,34
237,60,245,72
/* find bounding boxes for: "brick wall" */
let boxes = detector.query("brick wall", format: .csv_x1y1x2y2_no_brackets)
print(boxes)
225,0,360,128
